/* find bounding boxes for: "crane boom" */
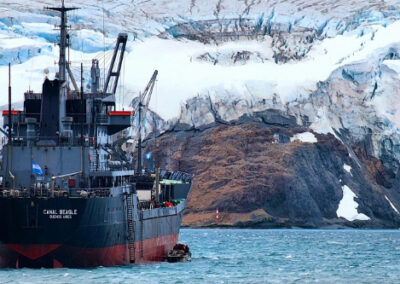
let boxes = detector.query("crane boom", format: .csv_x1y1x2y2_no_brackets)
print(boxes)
136,70,158,175
104,33,128,96
138,70,158,130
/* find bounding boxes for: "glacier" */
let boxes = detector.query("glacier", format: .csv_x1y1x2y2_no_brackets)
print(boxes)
1,1,400,145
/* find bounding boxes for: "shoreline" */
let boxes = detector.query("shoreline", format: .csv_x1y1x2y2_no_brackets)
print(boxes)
181,223,400,230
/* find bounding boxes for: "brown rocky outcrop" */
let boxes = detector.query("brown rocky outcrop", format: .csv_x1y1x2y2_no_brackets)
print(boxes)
144,113,400,228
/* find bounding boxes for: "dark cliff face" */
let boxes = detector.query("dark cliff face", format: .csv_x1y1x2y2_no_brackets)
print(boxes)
143,110,400,228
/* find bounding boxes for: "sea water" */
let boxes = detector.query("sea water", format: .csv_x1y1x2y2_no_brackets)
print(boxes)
0,229,399,283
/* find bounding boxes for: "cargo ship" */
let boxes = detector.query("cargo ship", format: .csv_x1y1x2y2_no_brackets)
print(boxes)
0,2,192,268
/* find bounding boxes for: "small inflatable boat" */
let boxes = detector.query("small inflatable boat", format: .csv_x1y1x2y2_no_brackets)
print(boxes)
166,243,192,262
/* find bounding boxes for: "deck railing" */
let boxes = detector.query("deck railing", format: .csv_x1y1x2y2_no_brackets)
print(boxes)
0,187,113,198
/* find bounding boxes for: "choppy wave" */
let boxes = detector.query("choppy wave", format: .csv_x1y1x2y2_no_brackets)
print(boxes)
1,229,400,283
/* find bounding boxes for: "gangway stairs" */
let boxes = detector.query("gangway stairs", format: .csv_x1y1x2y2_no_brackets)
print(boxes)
126,193,135,263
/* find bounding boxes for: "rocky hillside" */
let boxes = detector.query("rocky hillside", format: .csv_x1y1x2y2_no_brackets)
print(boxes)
145,110,400,228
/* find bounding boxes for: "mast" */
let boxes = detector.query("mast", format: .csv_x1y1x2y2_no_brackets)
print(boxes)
80,62,84,146
46,1,78,134
7,63,11,146
137,103,143,174
80,63,85,178
6,63,12,188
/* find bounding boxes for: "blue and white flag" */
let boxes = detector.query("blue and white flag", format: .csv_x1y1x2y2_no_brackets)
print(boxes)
32,161,43,176
145,152,151,160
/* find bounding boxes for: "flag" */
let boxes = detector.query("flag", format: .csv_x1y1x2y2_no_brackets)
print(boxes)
32,161,43,176
145,152,151,160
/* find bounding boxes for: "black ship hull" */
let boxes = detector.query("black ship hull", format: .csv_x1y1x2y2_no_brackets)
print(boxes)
0,195,185,268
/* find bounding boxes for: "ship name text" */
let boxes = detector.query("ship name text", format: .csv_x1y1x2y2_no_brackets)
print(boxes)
43,209,78,219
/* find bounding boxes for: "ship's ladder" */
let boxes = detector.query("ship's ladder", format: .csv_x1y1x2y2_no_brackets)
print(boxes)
126,193,135,263
140,210,144,258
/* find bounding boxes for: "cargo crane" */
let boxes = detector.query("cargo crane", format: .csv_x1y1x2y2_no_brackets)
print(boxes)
109,70,158,175
134,70,158,175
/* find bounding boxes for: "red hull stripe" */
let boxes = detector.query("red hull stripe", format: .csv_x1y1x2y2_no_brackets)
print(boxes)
61,244,129,267
135,233,179,263
53,259,63,268
6,244,61,260
3,234,179,267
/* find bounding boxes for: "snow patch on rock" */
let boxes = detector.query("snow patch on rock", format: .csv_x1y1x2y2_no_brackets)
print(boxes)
385,195,400,215
290,132,317,143
343,164,352,176
336,185,370,221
